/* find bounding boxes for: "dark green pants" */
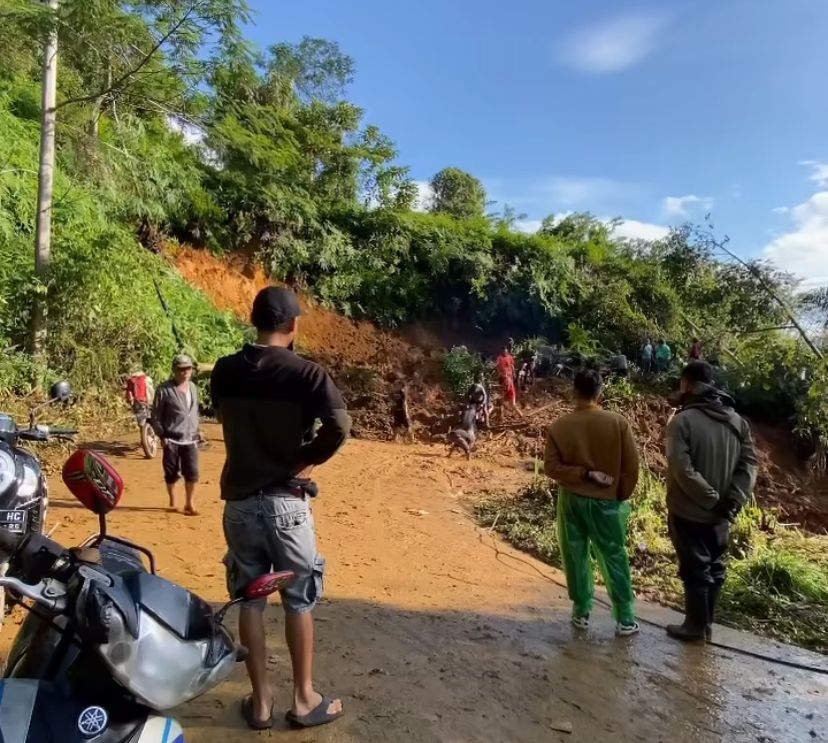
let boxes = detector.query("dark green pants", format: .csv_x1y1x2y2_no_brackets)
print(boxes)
557,488,635,624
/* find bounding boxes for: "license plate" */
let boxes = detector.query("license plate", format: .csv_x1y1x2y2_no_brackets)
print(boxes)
0,509,28,534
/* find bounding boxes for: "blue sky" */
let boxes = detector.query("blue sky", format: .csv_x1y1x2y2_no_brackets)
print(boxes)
244,0,828,287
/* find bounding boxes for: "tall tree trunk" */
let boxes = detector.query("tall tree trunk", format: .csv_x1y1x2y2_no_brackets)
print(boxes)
31,0,60,364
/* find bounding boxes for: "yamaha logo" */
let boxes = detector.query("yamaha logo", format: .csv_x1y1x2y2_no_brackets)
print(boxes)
77,705,108,737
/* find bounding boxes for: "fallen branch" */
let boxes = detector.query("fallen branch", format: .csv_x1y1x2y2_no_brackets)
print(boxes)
487,422,532,431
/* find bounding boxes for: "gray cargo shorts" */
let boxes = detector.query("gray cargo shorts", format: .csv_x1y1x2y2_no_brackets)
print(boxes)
222,492,325,614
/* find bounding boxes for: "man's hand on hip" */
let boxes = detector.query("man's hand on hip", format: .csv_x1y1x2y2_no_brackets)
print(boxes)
293,464,315,479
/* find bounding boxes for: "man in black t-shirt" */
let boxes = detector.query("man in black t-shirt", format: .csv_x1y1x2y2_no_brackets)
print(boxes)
211,287,350,730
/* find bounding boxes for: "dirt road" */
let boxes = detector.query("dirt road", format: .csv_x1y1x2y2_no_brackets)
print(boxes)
3,425,826,742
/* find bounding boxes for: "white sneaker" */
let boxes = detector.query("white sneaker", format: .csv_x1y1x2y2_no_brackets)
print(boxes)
571,614,590,631
616,621,640,637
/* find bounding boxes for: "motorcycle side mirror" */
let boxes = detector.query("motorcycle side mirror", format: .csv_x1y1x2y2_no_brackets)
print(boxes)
214,571,296,625
62,449,124,516
49,380,72,403
28,380,74,427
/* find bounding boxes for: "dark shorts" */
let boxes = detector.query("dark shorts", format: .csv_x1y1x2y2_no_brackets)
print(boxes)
223,493,324,614
162,443,199,484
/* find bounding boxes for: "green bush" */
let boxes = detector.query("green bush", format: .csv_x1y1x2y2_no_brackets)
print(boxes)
0,99,244,396
602,376,640,409
723,541,828,650
442,346,488,399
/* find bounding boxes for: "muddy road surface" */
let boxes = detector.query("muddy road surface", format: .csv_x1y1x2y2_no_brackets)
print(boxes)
2,425,825,742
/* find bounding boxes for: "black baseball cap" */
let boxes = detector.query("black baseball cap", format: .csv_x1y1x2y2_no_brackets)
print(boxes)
251,286,303,330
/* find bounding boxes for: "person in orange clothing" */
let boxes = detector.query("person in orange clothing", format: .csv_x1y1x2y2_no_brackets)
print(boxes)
495,345,522,418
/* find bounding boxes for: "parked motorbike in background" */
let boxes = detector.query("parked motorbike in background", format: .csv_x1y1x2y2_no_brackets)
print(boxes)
0,447,294,741
0,380,76,624
125,372,158,459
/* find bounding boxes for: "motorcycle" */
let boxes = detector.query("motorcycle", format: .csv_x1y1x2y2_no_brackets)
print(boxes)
0,446,294,741
125,373,158,459
0,380,77,623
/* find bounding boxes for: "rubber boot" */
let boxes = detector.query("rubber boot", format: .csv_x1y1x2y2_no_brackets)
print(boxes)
706,583,723,641
667,584,709,642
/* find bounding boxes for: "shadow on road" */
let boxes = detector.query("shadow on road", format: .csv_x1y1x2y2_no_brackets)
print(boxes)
50,498,170,514
77,440,138,457
176,596,826,743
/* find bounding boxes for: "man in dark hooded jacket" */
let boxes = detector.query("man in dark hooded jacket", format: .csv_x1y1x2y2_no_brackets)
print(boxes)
665,361,758,641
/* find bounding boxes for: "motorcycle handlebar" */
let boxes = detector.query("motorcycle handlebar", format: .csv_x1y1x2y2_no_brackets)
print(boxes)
17,427,78,442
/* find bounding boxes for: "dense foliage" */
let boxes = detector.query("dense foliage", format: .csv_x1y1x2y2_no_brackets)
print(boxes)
0,0,825,450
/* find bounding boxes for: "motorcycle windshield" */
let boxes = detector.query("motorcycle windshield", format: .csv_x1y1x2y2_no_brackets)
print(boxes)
92,573,237,709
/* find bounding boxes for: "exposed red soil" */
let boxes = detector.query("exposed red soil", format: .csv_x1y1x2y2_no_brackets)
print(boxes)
173,246,828,532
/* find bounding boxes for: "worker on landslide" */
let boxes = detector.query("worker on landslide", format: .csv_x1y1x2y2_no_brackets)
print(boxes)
391,381,414,442
665,361,758,642
544,369,641,636
495,344,522,418
517,345,539,390
151,354,200,515
608,351,629,378
447,403,478,459
641,339,654,375
655,339,673,372
467,374,492,428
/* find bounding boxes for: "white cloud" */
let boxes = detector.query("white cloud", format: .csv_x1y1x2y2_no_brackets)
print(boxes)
515,219,543,234
800,160,828,188
764,191,828,289
413,180,433,212
772,206,789,215
609,218,669,241
558,11,670,73
514,214,667,241
663,194,713,218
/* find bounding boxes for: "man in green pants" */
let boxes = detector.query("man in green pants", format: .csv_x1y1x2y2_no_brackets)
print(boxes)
544,369,641,636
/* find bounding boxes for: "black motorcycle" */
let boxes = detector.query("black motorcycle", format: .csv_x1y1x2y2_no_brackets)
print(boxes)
0,381,77,620
0,446,294,742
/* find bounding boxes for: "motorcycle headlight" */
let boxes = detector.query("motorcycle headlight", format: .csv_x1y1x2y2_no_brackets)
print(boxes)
0,449,15,496
18,464,39,498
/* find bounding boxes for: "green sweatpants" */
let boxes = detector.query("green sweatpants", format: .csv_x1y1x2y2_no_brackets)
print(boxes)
557,488,635,625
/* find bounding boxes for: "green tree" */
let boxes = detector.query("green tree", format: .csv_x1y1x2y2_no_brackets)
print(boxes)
429,167,486,220
267,37,354,104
